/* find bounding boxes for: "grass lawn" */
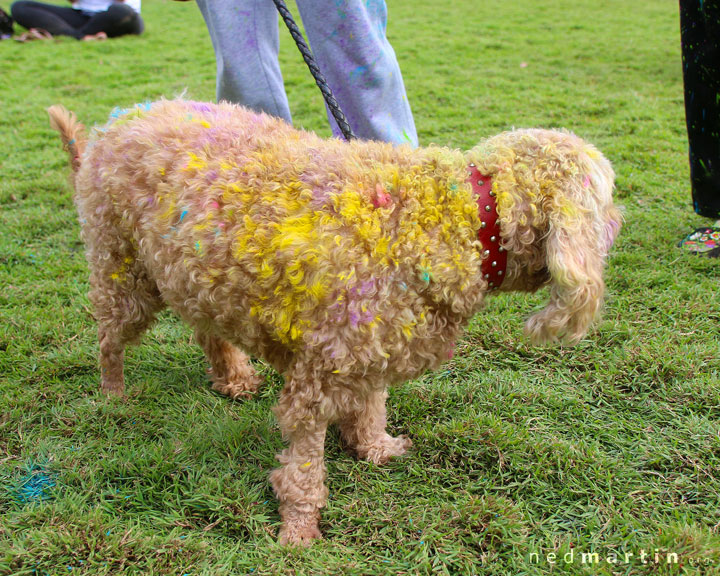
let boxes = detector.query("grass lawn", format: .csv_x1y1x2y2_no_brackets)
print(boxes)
1,0,719,574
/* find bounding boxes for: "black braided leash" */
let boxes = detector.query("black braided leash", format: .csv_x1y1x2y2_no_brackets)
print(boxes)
270,0,356,141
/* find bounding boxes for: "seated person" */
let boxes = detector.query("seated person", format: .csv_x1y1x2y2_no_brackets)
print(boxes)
12,0,143,41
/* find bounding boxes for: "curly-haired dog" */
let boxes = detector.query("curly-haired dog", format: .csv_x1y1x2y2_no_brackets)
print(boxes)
48,100,621,545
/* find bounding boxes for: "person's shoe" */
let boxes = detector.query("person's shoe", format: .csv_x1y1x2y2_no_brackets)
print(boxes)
679,223,720,258
15,28,53,42
81,31,108,41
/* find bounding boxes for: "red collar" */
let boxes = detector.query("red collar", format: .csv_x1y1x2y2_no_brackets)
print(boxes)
467,164,506,290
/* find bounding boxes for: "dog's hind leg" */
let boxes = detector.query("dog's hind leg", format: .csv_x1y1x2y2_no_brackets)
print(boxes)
338,388,412,465
195,331,261,399
90,263,164,396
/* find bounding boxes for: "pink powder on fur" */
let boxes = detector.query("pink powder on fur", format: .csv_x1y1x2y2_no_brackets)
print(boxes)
604,218,621,251
188,101,213,114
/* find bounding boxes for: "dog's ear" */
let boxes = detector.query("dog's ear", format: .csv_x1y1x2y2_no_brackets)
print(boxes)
523,155,620,346
523,223,607,345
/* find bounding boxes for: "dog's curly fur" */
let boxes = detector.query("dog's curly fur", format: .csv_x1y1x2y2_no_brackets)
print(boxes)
48,99,621,545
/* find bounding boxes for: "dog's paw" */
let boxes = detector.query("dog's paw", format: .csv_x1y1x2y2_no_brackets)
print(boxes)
211,374,261,400
358,434,412,465
209,361,262,400
277,518,322,547
100,379,125,397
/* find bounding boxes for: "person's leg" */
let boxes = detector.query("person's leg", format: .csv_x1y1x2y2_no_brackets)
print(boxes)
297,0,418,146
195,0,292,122
680,0,720,219
80,4,144,38
11,1,88,38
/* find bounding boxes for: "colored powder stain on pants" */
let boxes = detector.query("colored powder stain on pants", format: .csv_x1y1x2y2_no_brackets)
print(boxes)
196,0,418,147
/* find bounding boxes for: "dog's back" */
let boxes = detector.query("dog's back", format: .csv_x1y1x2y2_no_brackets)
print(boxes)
51,100,486,375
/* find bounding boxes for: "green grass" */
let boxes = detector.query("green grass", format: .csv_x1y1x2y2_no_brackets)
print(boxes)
1,0,719,574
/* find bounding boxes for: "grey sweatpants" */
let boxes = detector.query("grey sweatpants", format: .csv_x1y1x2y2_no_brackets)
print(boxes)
196,0,418,146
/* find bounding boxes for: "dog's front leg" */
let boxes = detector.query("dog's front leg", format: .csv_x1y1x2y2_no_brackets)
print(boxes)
338,388,412,465
269,375,330,546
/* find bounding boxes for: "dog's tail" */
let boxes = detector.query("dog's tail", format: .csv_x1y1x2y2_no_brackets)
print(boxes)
47,105,87,174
